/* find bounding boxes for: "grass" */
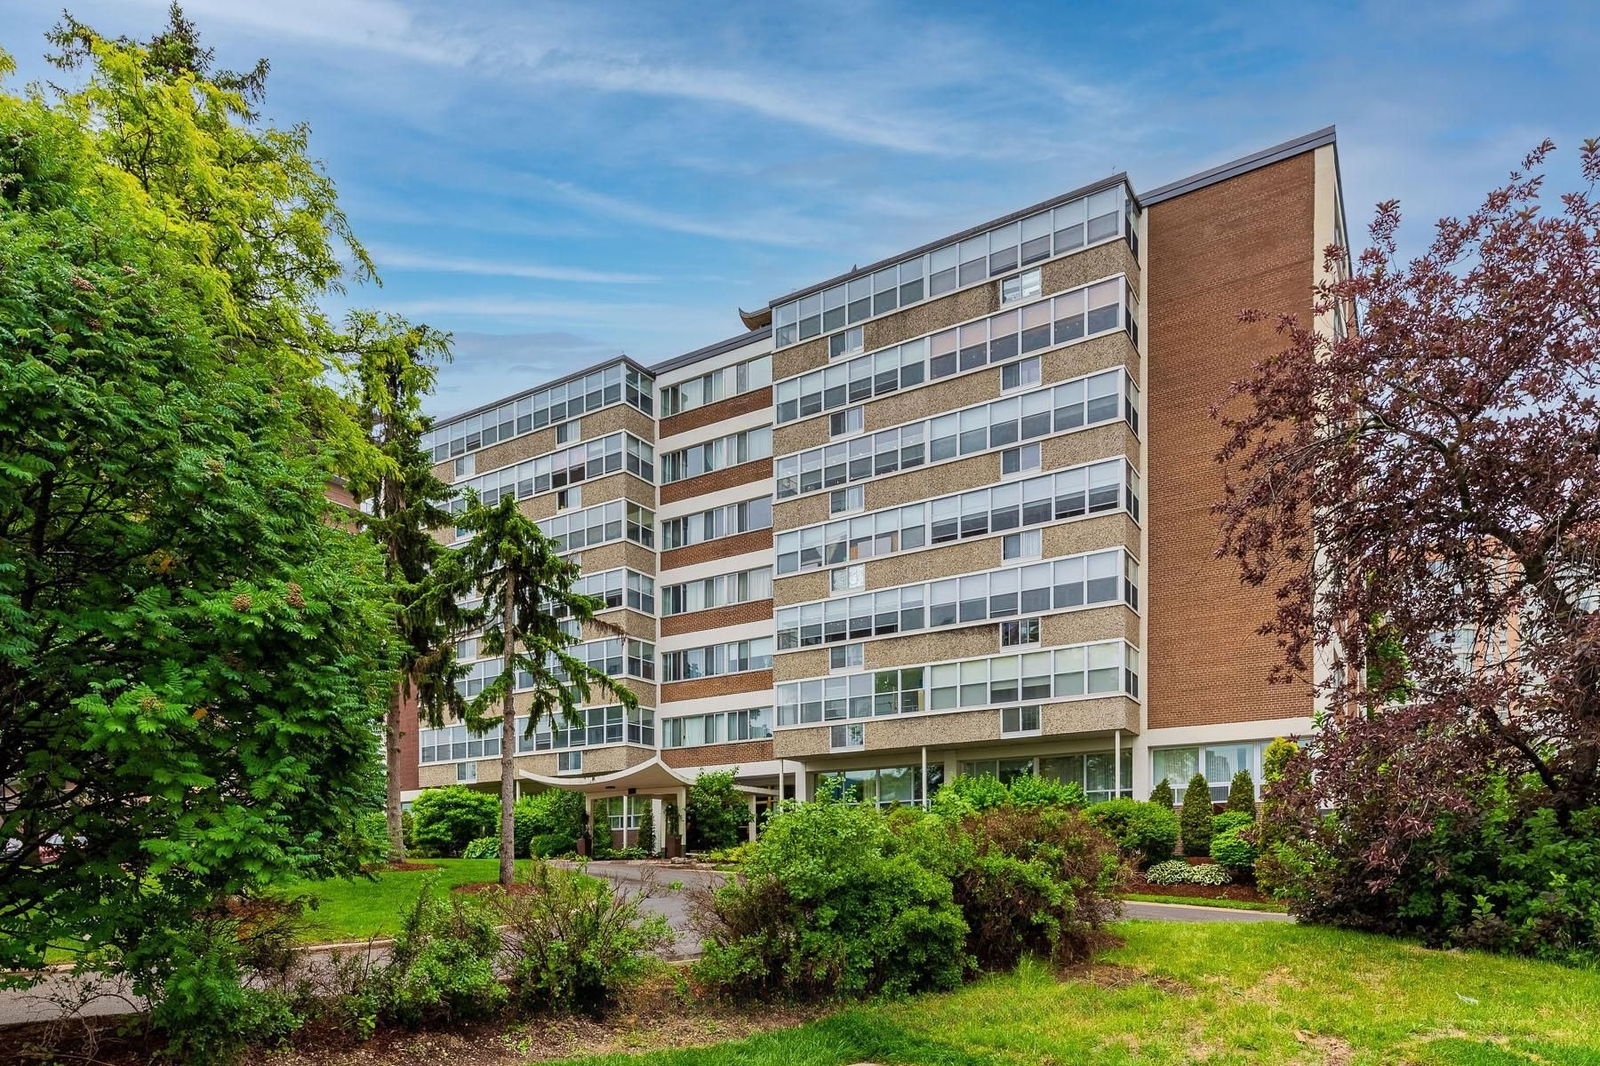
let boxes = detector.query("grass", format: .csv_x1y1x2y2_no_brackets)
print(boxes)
276,858,535,943
549,922,1600,1066
1122,891,1289,913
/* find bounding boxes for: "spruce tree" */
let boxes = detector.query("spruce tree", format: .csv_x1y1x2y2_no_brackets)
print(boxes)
1180,773,1214,856
1226,769,1257,814
1150,778,1175,809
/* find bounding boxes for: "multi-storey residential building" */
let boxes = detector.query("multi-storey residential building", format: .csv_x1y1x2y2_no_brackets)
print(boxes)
400,127,1348,851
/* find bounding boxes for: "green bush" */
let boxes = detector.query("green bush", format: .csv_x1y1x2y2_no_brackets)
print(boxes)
1226,769,1257,813
410,786,499,858
638,803,656,856
1145,860,1233,887
697,801,968,999
377,885,506,1028
1088,799,1178,867
461,836,499,859
930,772,1012,816
490,862,672,1016
514,790,586,858
530,832,576,858
1212,810,1254,838
1179,774,1214,857
707,841,756,865
1006,774,1087,810
689,769,749,851
1211,826,1258,871
1149,779,1175,809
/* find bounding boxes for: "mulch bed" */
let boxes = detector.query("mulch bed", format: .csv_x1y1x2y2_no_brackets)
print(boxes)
451,880,536,896
361,861,440,873
1128,878,1273,903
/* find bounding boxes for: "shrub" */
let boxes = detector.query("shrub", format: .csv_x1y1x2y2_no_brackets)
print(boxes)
1149,779,1175,810
377,885,505,1028
1262,737,1300,784
490,862,672,1016
1179,774,1214,857
530,832,576,858
1211,826,1259,872
410,786,499,858
514,790,586,859
930,772,1012,816
707,841,756,865
1226,769,1257,813
1007,774,1087,810
696,801,967,999
688,770,749,851
638,803,656,856
1087,799,1178,867
1212,810,1254,838
461,836,499,860
1145,860,1233,887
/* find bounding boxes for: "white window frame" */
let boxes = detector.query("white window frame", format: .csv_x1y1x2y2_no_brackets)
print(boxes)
1002,529,1042,562
1000,268,1043,305
829,723,866,751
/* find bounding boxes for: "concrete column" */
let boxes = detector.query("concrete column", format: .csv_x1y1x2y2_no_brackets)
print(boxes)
793,761,808,802
1114,730,1123,799
920,746,929,809
746,794,758,842
650,796,665,855
676,786,688,848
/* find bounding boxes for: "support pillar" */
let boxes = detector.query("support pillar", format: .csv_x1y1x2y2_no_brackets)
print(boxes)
746,794,758,842
1114,730,1123,799
920,746,928,809
676,785,689,849
650,796,666,856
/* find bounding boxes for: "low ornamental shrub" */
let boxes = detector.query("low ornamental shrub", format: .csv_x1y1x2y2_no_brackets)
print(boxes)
1149,779,1175,810
1212,811,1254,838
1179,774,1214,857
461,836,499,859
931,772,1086,818
696,800,968,1000
530,832,576,858
490,862,672,1016
1087,799,1178,867
1210,826,1259,872
1145,860,1233,887
377,886,506,1029
410,786,499,858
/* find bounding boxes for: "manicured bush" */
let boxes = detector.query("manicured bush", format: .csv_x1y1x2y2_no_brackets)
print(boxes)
490,862,672,1016
1088,799,1178,867
1226,769,1257,813
930,772,1012,815
377,886,505,1028
688,769,749,851
530,832,576,858
697,800,968,999
461,836,498,859
1145,860,1233,887
638,803,656,856
410,786,499,858
514,790,586,859
1211,826,1259,872
1179,774,1214,857
1149,779,1175,810
1212,811,1254,838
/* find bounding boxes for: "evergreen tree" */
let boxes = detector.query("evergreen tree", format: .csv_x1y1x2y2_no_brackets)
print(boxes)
456,494,636,887
1226,770,1256,814
342,311,467,862
637,803,656,856
1179,774,1214,857
1149,778,1175,810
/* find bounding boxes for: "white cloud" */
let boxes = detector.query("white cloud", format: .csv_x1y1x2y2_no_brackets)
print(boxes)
369,246,658,283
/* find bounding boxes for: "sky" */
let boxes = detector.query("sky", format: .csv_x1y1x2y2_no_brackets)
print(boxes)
2,0,1594,416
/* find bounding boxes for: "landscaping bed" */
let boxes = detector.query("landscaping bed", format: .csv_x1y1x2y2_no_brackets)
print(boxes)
1126,876,1274,904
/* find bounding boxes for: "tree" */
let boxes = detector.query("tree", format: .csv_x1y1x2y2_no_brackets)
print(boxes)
1216,139,1600,951
637,803,656,856
455,494,637,887
1225,770,1256,814
342,311,466,862
0,8,391,1006
688,769,749,851
410,785,499,857
1179,774,1213,857
1149,778,1175,810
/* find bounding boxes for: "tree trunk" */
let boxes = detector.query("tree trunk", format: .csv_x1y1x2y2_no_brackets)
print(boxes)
385,678,406,863
499,572,517,888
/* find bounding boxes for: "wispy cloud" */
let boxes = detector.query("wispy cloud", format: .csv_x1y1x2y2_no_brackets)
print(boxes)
531,179,825,248
382,296,667,323
369,245,658,284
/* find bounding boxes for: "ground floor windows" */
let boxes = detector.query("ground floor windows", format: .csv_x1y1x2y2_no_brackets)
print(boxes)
818,763,943,807
593,794,640,829
960,748,1133,802
1150,742,1262,802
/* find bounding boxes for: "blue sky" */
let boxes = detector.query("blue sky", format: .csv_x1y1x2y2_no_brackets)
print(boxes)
3,0,1593,416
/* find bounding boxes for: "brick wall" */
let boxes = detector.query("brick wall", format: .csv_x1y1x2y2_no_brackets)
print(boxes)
660,527,772,571
661,738,775,769
1145,153,1317,729
661,669,774,704
659,458,772,505
660,387,771,439
661,598,774,638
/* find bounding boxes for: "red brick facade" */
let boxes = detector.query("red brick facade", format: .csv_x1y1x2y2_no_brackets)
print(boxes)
1144,153,1318,729
661,598,774,638
659,528,773,571
659,458,772,505
660,387,772,439
660,669,774,704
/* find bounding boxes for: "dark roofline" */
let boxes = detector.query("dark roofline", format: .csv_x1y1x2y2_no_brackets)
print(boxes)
1137,126,1337,206
648,325,772,376
431,353,653,428
766,172,1133,309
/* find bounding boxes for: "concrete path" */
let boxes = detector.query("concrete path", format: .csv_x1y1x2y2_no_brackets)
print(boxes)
1122,899,1292,923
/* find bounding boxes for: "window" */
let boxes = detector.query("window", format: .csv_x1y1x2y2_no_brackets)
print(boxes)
818,763,942,807
453,454,475,479
775,369,1136,499
445,432,654,513
1001,268,1042,304
830,407,864,437
1002,529,1041,561
776,459,1140,575
829,643,864,670
659,355,772,416
661,497,773,549
662,638,775,682
1001,442,1041,476
829,723,865,751
1000,356,1041,391
1152,743,1261,803
661,426,773,483
772,187,1132,349
1000,705,1041,736
830,485,864,515
663,707,772,748
829,326,864,360
556,487,580,511
661,568,772,615
959,757,1036,784
424,363,651,461
1000,617,1041,647
774,274,1134,423
557,750,583,774
556,418,581,445
533,500,654,552
571,568,655,614
456,762,477,782
1041,749,1134,802
831,564,865,593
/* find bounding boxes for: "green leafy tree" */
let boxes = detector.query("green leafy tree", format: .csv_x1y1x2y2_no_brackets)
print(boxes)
410,786,499,857
1149,779,1175,809
1226,770,1256,814
1179,774,1214,857
0,8,391,1019
342,310,467,862
456,494,636,886
688,769,749,851
637,802,656,856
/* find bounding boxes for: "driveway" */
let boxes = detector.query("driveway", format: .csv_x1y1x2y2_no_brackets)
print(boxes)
558,859,726,958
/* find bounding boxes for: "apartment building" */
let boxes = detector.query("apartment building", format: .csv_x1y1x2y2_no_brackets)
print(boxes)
401,127,1347,848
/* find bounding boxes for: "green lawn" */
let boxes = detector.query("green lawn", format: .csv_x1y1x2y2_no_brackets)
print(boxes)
277,859,533,943
552,922,1600,1066
1123,892,1289,913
